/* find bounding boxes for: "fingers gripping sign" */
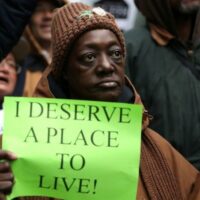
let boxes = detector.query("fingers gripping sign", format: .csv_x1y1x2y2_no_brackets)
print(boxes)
0,150,17,195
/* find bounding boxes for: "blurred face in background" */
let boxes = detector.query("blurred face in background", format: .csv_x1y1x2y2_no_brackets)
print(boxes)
0,53,19,100
30,0,57,43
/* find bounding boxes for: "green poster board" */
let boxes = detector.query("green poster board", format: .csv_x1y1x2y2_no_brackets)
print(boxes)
3,97,142,200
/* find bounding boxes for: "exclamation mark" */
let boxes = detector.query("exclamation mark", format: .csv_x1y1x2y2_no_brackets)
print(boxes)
93,179,97,194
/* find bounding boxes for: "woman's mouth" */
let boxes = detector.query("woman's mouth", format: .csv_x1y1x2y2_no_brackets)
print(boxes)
0,76,9,84
96,79,121,90
98,81,118,88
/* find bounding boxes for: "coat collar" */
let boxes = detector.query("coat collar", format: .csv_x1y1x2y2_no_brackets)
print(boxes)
33,67,151,130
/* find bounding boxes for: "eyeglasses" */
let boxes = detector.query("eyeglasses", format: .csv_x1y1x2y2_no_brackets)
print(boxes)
0,60,22,74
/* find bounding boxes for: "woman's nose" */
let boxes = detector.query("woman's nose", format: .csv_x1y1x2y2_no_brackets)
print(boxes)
96,53,114,74
42,8,54,20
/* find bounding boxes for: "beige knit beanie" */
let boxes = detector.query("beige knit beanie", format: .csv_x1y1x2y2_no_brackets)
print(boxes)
51,2,125,79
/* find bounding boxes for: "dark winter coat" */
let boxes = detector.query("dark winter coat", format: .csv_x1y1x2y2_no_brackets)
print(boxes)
125,0,200,170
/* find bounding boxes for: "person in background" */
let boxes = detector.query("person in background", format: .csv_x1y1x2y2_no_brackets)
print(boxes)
125,0,200,170
0,52,24,134
0,52,25,200
22,0,66,97
0,3,200,200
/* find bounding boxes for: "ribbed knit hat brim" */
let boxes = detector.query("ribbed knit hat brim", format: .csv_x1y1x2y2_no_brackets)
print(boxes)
51,2,125,79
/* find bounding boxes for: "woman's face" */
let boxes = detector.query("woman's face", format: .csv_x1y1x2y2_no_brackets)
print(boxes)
65,29,125,102
0,53,18,99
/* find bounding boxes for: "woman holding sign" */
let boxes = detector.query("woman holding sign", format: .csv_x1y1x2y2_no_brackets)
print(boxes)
0,2,200,200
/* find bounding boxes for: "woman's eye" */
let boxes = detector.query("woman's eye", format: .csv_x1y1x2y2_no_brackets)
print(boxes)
83,53,95,63
111,50,122,59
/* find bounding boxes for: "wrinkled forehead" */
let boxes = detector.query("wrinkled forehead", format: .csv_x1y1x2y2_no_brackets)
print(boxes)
75,29,121,48
66,29,124,63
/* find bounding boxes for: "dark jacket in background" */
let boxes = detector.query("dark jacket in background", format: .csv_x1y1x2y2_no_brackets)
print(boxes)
125,0,200,170
22,53,46,96
0,0,37,61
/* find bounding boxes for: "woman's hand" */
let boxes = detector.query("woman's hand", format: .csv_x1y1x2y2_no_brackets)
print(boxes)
0,150,17,195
